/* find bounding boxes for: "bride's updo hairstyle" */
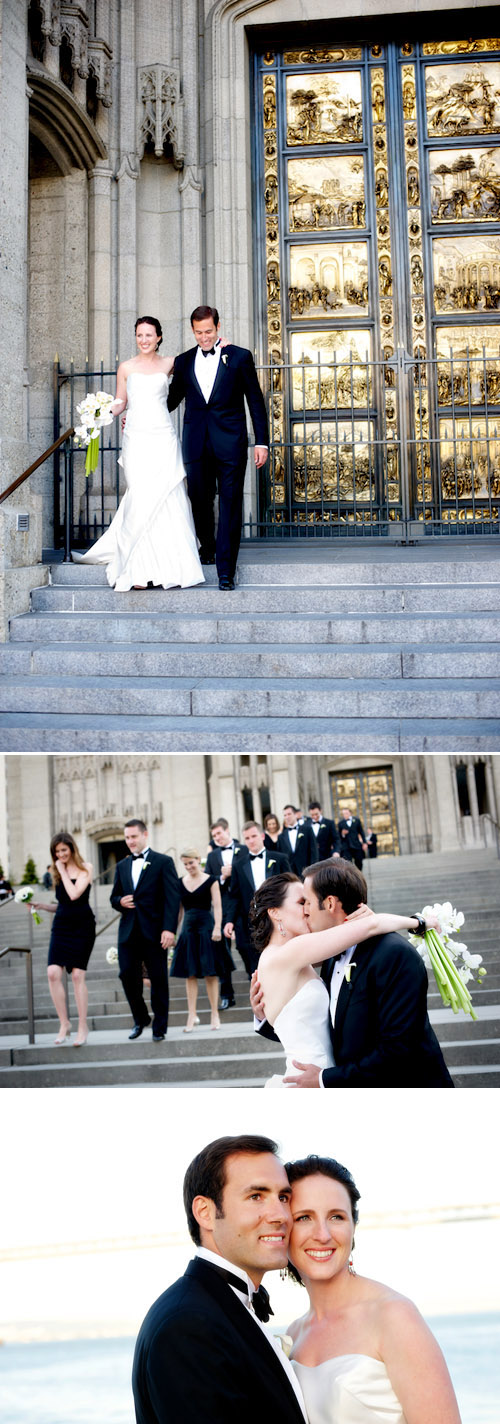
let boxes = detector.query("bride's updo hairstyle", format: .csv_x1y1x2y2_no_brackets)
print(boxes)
135,315,163,349
284,1155,361,1284
248,872,301,955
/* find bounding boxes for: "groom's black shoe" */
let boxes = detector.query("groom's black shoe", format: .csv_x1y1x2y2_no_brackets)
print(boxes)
200,550,216,564
129,1024,145,1040
152,1032,165,1042
219,577,235,590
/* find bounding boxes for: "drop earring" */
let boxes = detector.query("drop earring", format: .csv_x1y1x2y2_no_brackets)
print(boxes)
348,1254,356,1276
277,919,287,937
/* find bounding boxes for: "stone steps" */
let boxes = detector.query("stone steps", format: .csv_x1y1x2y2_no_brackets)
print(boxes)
0,549,498,748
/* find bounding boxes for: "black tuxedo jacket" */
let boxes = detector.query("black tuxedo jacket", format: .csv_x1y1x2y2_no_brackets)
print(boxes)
320,931,454,1087
338,816,366,859
225,848,291,930
366,833,378,859
132,1256,305,1424
308,817,340,858
205,842,242,904
167,345,269,463
277,823,318,876
258,931,453,1087
110,850,180,946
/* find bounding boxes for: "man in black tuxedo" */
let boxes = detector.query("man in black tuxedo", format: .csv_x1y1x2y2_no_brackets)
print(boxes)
366,828,378,858
205,818,241,1007
307,800,341,859
338,805,367,871
223,820,291,975
110,819,180,1042
277,804,318,876
252,859,453,1088
133,1134,307,1424
167,305,269,589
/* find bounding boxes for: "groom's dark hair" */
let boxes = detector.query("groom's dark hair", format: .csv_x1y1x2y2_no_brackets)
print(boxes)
184,1134,280,1245
303,858,367,914
191,304,220,326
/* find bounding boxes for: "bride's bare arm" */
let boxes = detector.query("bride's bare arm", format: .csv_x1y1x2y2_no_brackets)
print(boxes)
380,1297,461,1424
284,908,434,972
111,363,128,414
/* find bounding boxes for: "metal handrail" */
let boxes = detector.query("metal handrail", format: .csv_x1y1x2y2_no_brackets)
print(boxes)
0,428,74,505
0,946,35,1043
481,812,500,858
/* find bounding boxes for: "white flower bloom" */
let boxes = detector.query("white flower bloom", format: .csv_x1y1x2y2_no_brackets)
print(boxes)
461,949,482,969
15,887,34,902
106,946,118,964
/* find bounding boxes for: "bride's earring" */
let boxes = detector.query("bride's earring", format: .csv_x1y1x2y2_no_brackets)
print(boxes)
277,919,287,937
348,1256,356,1275
280,1268,288,1281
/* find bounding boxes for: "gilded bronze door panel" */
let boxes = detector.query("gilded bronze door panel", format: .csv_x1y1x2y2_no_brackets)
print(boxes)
253,37,500,534
329,767,400,857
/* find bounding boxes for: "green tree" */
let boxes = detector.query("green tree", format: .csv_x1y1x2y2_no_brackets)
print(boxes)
21,857,38,885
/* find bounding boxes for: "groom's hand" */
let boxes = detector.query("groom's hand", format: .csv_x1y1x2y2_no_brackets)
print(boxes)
284,1060,321,1088
120,894,135,909
254,445,268,468
161,930,176,950
250,971,266,1021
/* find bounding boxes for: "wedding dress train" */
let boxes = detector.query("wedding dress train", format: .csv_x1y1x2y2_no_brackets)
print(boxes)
264,976,334,1088
74,372,204,591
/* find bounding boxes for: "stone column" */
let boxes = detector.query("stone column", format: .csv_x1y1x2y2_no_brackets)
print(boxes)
88,162,114,365
428,756,461,852
0,1,47,637
116,5,138,358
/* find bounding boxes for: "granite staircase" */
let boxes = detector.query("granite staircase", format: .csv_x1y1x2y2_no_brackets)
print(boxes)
0,545,499,750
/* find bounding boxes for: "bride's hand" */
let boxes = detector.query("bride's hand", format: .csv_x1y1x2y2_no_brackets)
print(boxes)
219,337,231,348
250,971,266,1022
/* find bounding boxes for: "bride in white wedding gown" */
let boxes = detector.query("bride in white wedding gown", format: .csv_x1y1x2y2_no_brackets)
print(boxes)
73,316,204,591
284,1156,462,1424
249,874,425,1089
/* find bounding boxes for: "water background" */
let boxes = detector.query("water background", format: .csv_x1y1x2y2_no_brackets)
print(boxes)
0,1312,498,1424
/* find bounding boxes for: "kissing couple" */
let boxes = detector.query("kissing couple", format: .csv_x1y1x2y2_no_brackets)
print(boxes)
133,1134,461,1424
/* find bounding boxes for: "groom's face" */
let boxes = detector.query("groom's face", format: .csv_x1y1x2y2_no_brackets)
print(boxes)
124,825,148,854
192,317,220,350
303,877,344,932
200,1151,292,1287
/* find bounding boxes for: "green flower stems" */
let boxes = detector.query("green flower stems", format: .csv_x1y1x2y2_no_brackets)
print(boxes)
425,928,477,1020
85,435,100,477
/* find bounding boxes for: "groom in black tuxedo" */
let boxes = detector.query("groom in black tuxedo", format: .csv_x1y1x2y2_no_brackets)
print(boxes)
133,1134,307,1424
253,859,453,1087
110,819,180,1041
223,820,291,975
167,305,269,589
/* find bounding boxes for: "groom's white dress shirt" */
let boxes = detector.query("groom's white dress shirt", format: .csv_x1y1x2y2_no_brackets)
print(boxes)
286,827,298,852
195,340,222,401
131,847,151,889
249,852,266,890
195,1247,307,1419
319,942,357,1087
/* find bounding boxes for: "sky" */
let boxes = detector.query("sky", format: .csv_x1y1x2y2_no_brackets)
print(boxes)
1,1087,498,1338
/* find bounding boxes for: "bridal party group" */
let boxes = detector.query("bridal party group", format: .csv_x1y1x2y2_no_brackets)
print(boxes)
24,801,454,1088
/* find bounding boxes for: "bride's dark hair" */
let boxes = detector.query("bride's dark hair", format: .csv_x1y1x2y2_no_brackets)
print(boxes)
248,872,301,955
135,315,163,349
283,1155,361,1285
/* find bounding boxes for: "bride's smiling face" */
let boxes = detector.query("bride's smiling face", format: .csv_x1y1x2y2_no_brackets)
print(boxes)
135,323,159,355
289,1174,354,1284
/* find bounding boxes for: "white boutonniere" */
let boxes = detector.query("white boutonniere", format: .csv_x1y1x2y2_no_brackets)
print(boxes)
298,832,303,839
273,1333,293,1359
345,962,357,984
268,860,275,867
234,847,239,855
221,352,228,365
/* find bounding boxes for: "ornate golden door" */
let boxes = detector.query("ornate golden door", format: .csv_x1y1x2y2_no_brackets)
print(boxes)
252,36,500,536
329,767,400,856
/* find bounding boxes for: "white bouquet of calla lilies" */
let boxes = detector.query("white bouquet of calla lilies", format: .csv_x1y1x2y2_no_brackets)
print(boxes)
14,886,41,925
74,390,115,476
106,945,118,964
408,901,486,1020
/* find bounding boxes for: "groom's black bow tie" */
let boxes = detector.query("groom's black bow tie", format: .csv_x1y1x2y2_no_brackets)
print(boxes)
132,853,147,860
249,851,265,861
202,346,217,356
206,1263,274,1322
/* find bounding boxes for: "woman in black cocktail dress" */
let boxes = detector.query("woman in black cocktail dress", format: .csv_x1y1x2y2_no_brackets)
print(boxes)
33,833,95,1046
170,851,223,1032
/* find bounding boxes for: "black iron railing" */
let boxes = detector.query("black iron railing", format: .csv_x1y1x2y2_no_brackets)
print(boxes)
53,346,500,552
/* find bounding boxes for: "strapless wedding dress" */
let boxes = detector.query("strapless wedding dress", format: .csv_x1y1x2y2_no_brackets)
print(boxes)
75,372,204,590
293,1355,407,1423
265,977,334,1088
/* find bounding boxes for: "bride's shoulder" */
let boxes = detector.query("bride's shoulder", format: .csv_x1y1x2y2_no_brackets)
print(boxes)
364,1279,423,1341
